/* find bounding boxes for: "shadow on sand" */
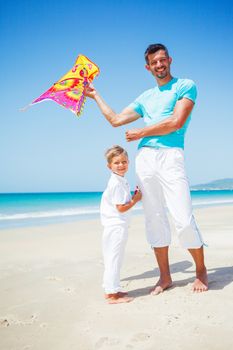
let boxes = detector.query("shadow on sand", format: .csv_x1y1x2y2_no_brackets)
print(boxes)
122,260,233,298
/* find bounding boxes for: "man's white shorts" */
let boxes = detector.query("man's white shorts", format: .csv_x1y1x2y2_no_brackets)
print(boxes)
135,147,204,249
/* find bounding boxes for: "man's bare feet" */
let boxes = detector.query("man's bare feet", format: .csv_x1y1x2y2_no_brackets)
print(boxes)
104,291,128,299
150,278,173,296
107,293,133,304
192,269,208,292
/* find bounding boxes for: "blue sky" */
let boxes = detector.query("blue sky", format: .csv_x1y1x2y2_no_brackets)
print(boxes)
1,0,233,192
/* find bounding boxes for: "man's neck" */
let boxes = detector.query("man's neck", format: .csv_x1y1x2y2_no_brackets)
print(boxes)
156,75,173,87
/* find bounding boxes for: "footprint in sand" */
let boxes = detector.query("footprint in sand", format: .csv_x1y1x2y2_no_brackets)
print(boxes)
95,337,108,349
62,287,76,295
22,314,38,325
131,332,151,342
0,314,38,327
95,336,120,349
0,318,10,327
39,323,48,328
46,276,62,282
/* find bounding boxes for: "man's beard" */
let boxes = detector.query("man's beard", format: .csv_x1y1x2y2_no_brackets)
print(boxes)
156,70,168,79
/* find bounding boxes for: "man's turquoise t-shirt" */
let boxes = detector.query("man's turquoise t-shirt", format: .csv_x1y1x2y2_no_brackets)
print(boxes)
128,78,197,149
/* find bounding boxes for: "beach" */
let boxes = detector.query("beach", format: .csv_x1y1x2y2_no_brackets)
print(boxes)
0,205,233,350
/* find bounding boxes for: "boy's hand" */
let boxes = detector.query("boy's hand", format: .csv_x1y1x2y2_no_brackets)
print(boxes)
116,187,142,213
132,187,142,202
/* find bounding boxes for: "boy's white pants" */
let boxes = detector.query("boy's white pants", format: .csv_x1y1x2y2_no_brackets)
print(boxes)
102,224,128,293
136,147,204,249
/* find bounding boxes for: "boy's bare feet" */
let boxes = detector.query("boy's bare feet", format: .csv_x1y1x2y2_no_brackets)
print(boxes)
150,278,173,296
192,269,208,292
104,291,128,299
107,293,133,304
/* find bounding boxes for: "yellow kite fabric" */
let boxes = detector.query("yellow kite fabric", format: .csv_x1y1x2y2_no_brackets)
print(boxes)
29,54,99,116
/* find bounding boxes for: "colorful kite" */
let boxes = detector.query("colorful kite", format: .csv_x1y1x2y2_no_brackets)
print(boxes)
22,54,99,116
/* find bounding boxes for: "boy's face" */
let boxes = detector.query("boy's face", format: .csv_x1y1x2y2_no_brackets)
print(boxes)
108,154,129,177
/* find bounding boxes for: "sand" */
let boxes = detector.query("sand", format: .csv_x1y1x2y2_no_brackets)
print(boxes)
0,205,233,350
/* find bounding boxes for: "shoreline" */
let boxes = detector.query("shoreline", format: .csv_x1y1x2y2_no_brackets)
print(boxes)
0,205,233,349
1,201,233,231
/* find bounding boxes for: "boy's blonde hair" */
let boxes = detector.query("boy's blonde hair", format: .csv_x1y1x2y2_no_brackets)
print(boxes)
105,145,128,164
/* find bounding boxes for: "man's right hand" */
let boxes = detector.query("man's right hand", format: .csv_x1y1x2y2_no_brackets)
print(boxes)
84,84,97,99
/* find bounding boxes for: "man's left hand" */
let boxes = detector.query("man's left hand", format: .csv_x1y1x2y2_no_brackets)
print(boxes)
125,129,143,142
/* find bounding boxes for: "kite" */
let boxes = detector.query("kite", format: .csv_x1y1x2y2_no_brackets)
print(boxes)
22,54,99,116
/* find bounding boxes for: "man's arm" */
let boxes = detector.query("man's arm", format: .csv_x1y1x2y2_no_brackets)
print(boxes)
84,85,141,127
125,97,194,141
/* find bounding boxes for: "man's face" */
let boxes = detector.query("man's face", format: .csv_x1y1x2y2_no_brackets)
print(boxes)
146,50,172,80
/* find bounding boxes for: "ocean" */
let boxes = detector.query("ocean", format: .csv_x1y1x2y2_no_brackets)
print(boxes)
0,190,233,229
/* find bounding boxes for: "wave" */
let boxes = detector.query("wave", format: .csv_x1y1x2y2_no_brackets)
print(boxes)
0,198,233,223
0,206,100,221
191,188,233,191
192,199,233,206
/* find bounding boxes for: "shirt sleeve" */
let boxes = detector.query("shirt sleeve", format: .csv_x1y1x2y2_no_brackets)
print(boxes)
178,79,197,103
111,184,129,205
127,101,143,116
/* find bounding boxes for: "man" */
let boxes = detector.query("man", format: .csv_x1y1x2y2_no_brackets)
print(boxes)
85,43,208,294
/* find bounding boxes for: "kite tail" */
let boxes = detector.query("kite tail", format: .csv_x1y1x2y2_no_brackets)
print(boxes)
76,96,86,116
19,103,33,112
19,98,46,112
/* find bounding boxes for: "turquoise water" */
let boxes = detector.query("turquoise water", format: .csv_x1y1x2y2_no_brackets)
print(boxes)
0,190,233,229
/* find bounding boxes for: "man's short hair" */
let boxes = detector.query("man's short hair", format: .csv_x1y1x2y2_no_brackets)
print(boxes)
144,43,169,64
105,145,128,164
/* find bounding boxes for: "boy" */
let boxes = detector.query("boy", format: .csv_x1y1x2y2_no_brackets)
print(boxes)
100,145,142,304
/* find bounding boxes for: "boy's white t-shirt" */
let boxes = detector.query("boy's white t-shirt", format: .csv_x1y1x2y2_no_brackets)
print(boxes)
100,172,132,226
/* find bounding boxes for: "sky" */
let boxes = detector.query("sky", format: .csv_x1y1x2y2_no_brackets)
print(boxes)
1,0,233,193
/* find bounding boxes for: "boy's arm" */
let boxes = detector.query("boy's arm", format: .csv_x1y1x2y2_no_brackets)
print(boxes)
84,84,141,127
116,190,142,213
